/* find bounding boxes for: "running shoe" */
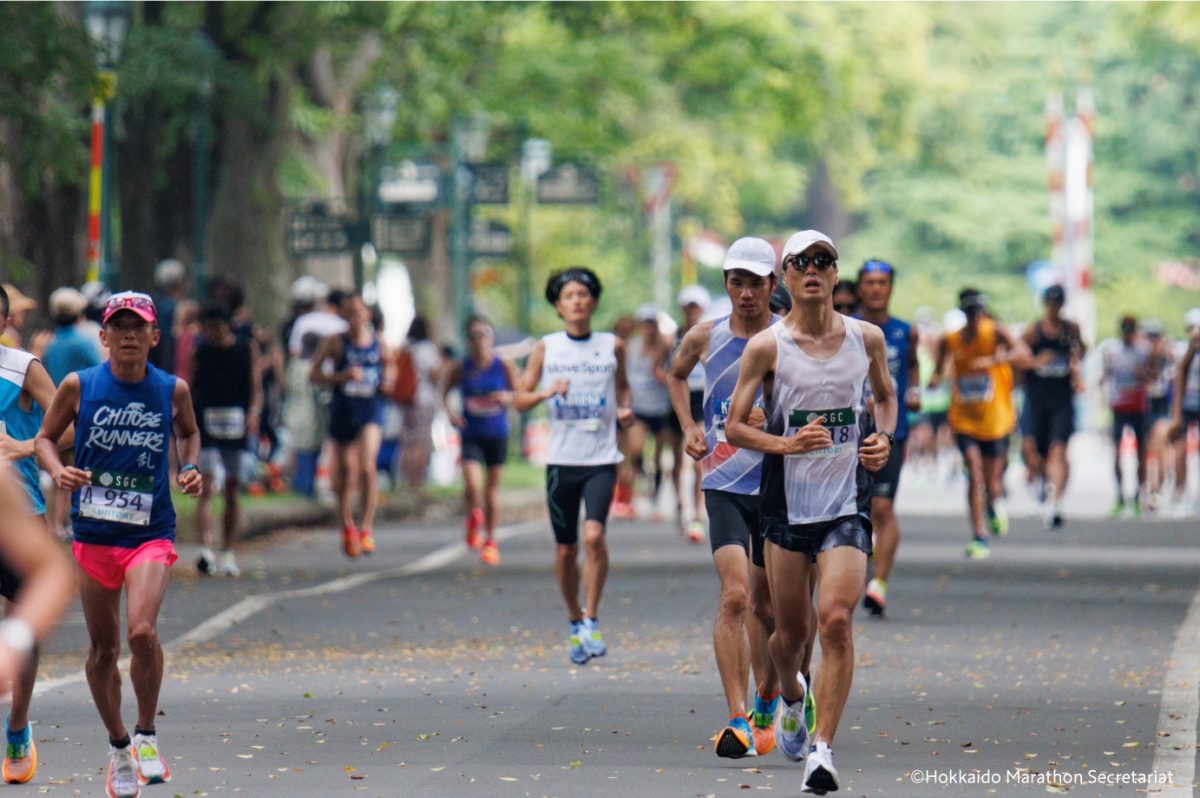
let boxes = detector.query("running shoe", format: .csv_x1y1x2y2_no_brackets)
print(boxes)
465,508,484,550
568,622,589,666
358,528,376,556
580,617,607,659
751,692,779,756
610,500,636,520
106,744,139,798
963,538,990,560
196,547,215,576
775,673,810,761
480,539,499,566
715,714,755,759
131,732,171,785
986,502,1008,537
218,551,240,578
863,577,887,617
1108,499,1125,518
1147,492,1162,513
341,525,359,558
2,719,36,784
804,680,817,736
802,741,839,795
685,519,706,544
1131,494,1142,518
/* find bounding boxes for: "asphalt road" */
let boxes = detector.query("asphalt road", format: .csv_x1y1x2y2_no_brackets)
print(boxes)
13,499,1200,798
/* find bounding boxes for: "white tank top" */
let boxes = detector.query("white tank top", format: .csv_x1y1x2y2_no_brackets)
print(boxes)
627,336,670,416
766,316,869,524
541,331,623,466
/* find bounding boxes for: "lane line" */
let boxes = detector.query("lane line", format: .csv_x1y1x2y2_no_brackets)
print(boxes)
33,519,546,696
1150,584,1200,794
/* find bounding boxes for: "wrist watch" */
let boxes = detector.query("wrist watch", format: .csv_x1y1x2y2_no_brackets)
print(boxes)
178,463,199,476
878,431,896,447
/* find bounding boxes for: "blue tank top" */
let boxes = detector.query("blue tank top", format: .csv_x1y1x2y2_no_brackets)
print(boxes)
331,333,382,408
0,347,45,514
701,315,779,494
861,315,912,439
460,355,509,440
72,362,177,546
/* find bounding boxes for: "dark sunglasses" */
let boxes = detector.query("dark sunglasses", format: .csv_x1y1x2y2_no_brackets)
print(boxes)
784,252,836,271
861,260,893,275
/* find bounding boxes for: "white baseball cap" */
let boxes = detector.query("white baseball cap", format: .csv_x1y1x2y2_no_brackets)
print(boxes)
634,302,659,322
782,229,838,261
677,284,711,311
1185,308,1200,330
723,237,776,277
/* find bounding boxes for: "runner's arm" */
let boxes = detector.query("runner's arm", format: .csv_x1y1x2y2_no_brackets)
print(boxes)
613,339,634,427
513,341,560,412
247,338,263,437
172,379,202,496
439,360,466,428
307,334,346,385
725,331,790,454
1170,340,1198,434
905,325,921,411
18,359,73,455
668,323,710,457
861,324,897,472
928,336,948,389
34,374,90,489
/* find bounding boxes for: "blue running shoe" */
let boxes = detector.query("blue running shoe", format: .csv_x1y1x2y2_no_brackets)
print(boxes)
568,622,589,665
580,617,606,659
715,714,755,759
775,673,810,761
751,691,780,730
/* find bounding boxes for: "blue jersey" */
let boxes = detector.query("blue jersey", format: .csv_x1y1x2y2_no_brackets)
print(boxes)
460,355,509,440
700,315,779,494
862,315,912,439
72,362,177,546
0,347,45,514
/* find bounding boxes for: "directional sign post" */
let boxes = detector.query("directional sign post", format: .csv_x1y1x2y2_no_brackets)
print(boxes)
285,209,352,258
470,218,514,258
371,213,432,256
377,161,442,206
537,163,600,204
469,165,510,205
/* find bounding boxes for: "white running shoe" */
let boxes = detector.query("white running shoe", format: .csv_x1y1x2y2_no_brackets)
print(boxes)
774,672,809,761
580,617,607,659
106,745,140,798
196,547,216,576
218,551,241,578
131,733,171,785
802,741,839,795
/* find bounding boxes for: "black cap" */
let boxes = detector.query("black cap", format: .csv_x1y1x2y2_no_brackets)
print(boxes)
1043,284,1065,304
769,284,792,314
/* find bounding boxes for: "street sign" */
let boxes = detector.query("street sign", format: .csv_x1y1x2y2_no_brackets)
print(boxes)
285,210,351,257
469,165,510,205
537,164,600,204
470,219,514,258
371,213,432,256
377,161,441,205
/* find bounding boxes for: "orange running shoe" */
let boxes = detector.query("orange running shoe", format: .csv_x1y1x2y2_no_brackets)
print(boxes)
342,525,360,558
480,539,499,565
2,721,36,784
358,528,376,555
465,508,484,549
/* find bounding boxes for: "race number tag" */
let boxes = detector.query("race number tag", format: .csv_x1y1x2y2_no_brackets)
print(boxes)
79,471,153,526
344,375,378,398
956,374,993,403
787,407,857,457
1036,353,1070,379
553,392,606,432
464,395,503,417
203,407,246,440
714,399,764,443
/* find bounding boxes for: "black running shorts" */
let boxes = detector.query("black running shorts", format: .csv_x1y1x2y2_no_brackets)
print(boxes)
546,464,617,546
759,453,873,562
954,433,1009,460
461,435,507,468
1111,411,1147,446
704,490,765,568
869,437,907,501
1025,394,1074,458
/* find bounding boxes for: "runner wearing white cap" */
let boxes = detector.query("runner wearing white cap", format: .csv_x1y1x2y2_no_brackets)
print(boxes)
727,230,896,793
671,285,711,541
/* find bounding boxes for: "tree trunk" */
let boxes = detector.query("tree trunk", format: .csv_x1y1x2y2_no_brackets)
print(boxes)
803,158,853,242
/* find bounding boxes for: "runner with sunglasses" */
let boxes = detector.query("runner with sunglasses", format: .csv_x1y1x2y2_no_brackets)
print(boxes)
727,230,896,793
855,260,920,618
515,268,634,665
37,290,203,798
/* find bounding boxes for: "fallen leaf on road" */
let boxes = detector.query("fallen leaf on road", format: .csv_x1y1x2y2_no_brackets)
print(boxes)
567,760,582,769
498,777,517,782
1122,742,1139,749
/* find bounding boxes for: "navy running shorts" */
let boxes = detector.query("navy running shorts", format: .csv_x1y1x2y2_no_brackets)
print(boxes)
546,464,617,546
461,435,507,468
870,437,907,501
704,490,765,568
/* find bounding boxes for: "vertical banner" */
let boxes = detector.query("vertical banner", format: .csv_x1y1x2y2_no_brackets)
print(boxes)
642,164,677,311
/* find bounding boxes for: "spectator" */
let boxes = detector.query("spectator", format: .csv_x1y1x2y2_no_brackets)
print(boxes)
288,284,347,359
172,300,200,384
149,258,186,373
41,288,103,386
0,285,35,350
283,330,327,498
399,316,442,489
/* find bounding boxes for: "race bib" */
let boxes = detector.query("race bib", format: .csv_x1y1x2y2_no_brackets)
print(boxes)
787,407,857,457
344,376,379,398
1036,353,1071,379
79,471,153,526
713,399,764,443
553,392,606,432
957,374,993,403
203,407,246,440
464,394,503,417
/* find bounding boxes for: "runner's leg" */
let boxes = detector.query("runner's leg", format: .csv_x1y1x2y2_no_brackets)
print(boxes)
79,570,127,740
712,546,752,716
358,424,382,532
483,464,503,541
811,545,868,746
125,561,170,731
764,542,815,703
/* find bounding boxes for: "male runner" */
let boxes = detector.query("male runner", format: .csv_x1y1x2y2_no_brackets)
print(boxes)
856,259,920,617
670,238,780,758
726,230,896,794
672,286,712,542
1019,285,1086,528
0,285,67,783
1167,309,1200,516
929,290,1021,559
625,304,673,517
1102,315,1157,516
515,268,633,665
37,291,202,798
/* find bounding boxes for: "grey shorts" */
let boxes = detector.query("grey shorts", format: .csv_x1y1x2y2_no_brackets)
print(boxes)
199,447,243,484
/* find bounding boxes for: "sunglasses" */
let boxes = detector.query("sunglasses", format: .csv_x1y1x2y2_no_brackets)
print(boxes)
785,252,836,271
105,293,156,314
861,260,893,275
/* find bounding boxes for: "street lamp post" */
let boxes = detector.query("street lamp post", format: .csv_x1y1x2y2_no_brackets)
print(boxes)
82,0,131,289
357,83,401,291
450,112,490,335
192,31,218,300
519,138,552,336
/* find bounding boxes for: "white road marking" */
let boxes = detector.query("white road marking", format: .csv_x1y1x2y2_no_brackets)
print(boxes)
1150,585,1200,794
32,519,545,696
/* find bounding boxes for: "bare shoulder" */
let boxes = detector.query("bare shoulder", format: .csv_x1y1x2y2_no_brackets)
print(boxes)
744,327,778,363
681,320,713,351
856,318,886,347
173,375,192,398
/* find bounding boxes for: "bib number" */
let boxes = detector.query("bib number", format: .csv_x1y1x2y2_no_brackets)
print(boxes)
344,375,379,398
79,478,153,526
553,393,606,432
464,395,503,417
1036,354,1071,379
957,374,993,403
787,407,857,456
714,399,763,443
203,407,246,440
